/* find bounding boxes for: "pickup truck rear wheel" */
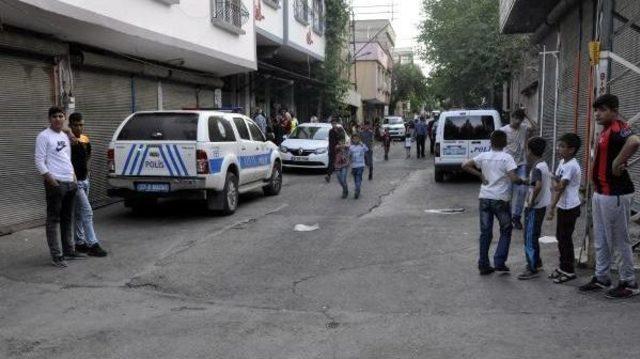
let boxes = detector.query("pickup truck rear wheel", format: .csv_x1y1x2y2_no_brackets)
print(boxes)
221,172,239,215
263,163,282,196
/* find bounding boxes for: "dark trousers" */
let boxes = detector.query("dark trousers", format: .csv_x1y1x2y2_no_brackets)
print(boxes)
523,207,546,271
327,152,335,176
478,199,513,269
365,150,373,179
556,206,580,273
429,137,435,155
45,181,77,259
416,135,426,158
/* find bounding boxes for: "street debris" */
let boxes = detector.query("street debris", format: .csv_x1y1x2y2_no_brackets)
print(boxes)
539,236,558,244
294,224,320,232
424,208,465,214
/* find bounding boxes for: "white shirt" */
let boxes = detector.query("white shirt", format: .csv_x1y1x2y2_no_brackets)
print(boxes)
555,158,581,209
35,128,75,182
527,161,552,209
500,123,529,165
404,137,412,148
473,150,517,201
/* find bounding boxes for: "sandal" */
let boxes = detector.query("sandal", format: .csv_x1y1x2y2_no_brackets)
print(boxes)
553,270,577,284
548,269,562,279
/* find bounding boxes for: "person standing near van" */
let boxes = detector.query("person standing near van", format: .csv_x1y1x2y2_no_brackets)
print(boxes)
68,113,108,257
35,107,83,268
578,94,640,299
501,108,535,230
462,130,524,275
415,116,428,159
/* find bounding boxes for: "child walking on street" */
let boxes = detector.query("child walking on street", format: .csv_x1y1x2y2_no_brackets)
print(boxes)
404,133,412,159
349,133,368,199
517,137,551,280
334,139,350,199
462,130,524,275
546,133,581,284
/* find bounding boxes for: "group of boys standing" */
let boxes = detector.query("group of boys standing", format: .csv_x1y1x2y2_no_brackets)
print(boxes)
463,94,640,299
35,107,108,268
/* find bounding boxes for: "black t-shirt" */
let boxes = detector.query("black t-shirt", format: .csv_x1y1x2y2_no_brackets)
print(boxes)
71,139,91,181
593,119,635,195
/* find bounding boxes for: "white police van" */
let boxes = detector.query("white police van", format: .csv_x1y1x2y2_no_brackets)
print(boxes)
107,111,282,214
434,109,502,182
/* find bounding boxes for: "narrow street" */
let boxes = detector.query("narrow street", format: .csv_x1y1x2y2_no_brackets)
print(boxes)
1,144,638,359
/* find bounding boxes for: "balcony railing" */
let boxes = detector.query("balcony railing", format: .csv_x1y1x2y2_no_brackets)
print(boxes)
212,0,250,34
294,0,310,25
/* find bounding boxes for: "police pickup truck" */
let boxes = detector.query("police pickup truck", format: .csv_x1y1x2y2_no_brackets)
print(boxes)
107,111,282,214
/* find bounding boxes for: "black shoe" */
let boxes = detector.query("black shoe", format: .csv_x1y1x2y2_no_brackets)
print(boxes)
605,281,640,299
354,191,360,199
51,257,68,268
324,175,331,183
87,244,108,257
512,217,523,230
517,268,539,280
368,175,373,181
494,266,510,274
341,190,348,199
479,267,495,275
75,243,90,253
64,252,88,260
578,277,612,292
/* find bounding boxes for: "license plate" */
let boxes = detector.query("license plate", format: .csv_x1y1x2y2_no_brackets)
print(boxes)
443,146,467,156
135,182,170,192
292,156,309,161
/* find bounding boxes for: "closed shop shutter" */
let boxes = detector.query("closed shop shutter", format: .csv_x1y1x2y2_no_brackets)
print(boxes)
0,53,54,234
134,77,159,112
74,69,132,206
162,82,198,110
612,0,640,206
198,88,215,108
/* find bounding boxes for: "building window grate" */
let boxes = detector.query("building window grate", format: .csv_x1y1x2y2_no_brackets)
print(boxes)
294,0,310,25
212,0,250,31
311,0,325,35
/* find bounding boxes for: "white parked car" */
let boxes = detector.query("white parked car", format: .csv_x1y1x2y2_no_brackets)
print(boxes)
380,116,406,140
107,110,282,214
434,109,502,182
280,123,349,169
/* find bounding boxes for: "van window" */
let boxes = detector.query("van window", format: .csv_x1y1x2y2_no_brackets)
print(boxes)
117,113,198,140
443,116,495,140
233,118,251,140
208,116,236,142
247,121,266,142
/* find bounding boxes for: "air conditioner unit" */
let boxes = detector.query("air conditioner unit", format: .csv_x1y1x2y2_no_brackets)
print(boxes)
156,0,180,5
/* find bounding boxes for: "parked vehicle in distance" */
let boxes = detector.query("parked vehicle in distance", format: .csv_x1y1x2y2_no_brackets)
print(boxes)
433,109,501,182
380,116,406,140
107,110,282,215
280,123,349,169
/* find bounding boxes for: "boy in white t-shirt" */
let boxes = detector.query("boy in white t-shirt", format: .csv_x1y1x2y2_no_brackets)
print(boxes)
518,137,552,280
404,133,412,159
463,130,524,275
546,133,582,284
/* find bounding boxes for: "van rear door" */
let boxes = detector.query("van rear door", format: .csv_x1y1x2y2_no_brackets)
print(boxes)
114,113,197,177
467,115,496,159
441,113,496,162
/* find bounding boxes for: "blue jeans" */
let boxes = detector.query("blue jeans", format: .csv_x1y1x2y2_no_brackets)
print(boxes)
74,179,99,246
478,199,513,269
511,164,527,219
336,167,348,193
352,167,364,193
524,207,546,271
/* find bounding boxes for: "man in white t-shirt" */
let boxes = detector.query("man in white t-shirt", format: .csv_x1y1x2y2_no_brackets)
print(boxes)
500,109,536,230
35,106,82,268
463,130,524,275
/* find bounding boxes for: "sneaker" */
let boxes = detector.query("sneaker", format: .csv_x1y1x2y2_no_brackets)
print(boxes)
51,257,68,268
341,190,348,199
324,175,331,183
494,266,510,274
517,268,539,280
64,252,88,260
578,277,612,292
479,267,495,275
354,191,360,199
512,217,523,230
75,243,90,253
87,244,108,257
605,281,640,299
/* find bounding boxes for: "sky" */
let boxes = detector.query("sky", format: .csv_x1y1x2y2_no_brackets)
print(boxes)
350,0,431,75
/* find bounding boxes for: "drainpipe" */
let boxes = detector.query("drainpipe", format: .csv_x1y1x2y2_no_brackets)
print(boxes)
539,45,546,137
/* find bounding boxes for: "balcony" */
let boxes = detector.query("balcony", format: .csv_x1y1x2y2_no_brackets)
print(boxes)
211,0,250,35
499,0,558,34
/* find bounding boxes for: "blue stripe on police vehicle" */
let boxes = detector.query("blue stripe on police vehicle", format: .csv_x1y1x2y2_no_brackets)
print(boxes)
239,150,273,169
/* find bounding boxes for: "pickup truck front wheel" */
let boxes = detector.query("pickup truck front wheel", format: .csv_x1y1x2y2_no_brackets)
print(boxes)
221,172,239,215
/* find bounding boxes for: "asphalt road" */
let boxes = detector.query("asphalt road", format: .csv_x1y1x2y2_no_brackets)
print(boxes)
1,143,639,359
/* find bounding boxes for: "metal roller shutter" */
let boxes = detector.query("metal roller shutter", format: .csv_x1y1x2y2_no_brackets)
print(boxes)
74,69,132,206
612,0,640,206
162,82,198,110
134,77,159,112
0,53,54,234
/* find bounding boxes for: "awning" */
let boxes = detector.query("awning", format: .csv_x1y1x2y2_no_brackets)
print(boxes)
342,89,362,108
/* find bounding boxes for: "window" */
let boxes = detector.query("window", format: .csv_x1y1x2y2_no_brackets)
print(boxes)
289,126,330,140
212,0,249,34
117,113,198,141
312,0,324,35
263,0,280,9
233,118,251,140
247,121,266,142
443,116,495,140
208,116,236,142
294,0,310,24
